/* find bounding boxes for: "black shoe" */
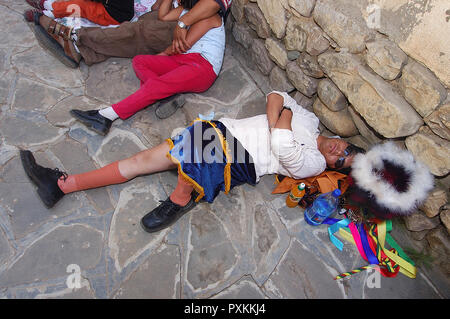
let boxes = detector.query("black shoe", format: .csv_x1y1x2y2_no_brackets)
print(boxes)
155,94,186,119
20,150,67,208
70,109,112,136
140,197,196,233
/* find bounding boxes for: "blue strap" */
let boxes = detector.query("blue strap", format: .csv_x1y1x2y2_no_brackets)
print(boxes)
358,223,379,265
323,218,340,225
326,218,350,251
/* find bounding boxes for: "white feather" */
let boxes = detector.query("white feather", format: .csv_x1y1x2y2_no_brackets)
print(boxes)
350,142,434,215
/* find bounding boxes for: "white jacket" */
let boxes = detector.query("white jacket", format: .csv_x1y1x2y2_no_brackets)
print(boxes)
219,91,326,181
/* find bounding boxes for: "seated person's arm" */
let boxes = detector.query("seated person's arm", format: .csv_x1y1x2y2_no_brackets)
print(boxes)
172,0,221,53
159,14,221,55
177,0,221,27
151,0,164,11
158,0,183,21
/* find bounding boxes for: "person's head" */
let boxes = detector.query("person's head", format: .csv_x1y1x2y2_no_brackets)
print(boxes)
179,0,197,9
316,136,366,173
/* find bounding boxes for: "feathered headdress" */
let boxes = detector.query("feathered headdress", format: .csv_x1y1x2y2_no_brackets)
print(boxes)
345,142,434,219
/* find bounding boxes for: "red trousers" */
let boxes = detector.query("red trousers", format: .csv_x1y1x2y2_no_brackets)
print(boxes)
52,0,119,26
112,53,217,119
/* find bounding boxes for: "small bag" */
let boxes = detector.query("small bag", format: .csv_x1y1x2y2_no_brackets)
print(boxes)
272,171,349,208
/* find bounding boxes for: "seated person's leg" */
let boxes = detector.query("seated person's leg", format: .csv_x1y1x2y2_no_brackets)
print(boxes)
77,11,176,65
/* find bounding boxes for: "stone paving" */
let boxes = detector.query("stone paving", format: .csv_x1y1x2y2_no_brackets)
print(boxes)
0,1,449,299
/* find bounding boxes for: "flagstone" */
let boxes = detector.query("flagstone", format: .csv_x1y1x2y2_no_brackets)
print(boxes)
0,155,82,239
113,244,180,299
0,70,16,106
47,95,105,127
0,224,103,288
262,239,343,298
0,112,66,147
0,9,35,49
11,45,83,89
11,77,69,112
0,228,12,267
186,210,238,292
94,128,147,166
202,64,259,105
85,58,140,104
213,277,266,299
108,182,168,273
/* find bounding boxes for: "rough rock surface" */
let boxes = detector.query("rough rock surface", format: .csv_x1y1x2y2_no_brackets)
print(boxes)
399,60,447,117
256,0,288,39
318,52,423,138
405,126,450,177
313,0,376,53
365,38,408,81
312,99,358,137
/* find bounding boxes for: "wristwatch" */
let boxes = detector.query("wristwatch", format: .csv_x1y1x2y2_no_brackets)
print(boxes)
177,20,188,29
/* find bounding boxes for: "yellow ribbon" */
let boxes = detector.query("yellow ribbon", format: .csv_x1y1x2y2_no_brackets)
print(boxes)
338,220,417,279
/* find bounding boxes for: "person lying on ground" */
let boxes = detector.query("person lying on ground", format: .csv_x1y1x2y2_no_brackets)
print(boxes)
20,91,364,233
23,0,232,68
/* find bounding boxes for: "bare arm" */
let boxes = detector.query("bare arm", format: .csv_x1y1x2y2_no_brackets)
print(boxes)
172,0,221,54
184,14,221,47
158,0,183,21
160,14,221,55
151,0,164,11
177,0,220,27
274,108,293,131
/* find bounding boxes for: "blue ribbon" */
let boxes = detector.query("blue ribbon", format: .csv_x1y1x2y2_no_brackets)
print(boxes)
358,223,379,265
325,218,350,251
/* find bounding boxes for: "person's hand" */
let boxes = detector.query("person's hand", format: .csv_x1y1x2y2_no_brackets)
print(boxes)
172,25,191,54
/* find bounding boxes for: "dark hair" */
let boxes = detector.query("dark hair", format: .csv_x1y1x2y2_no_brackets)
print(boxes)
179,0,197,9
331,143,366,175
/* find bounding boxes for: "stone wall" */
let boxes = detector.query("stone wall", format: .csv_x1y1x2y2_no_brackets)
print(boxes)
227,0,450,273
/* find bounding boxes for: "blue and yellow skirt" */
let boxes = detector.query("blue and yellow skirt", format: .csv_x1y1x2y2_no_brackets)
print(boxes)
166,119,256,203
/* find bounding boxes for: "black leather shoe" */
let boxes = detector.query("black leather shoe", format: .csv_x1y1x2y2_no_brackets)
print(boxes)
141,197,196,233
20,150,67,208
70,109,112,136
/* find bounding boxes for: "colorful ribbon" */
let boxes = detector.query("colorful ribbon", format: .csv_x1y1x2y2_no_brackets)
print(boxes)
325,218,350,251
328,219,416,281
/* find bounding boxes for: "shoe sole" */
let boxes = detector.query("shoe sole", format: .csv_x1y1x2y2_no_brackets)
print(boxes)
20,150,58,208
155,95,186,120
140,199,196,233
32,24,79,69
70,110,109,136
